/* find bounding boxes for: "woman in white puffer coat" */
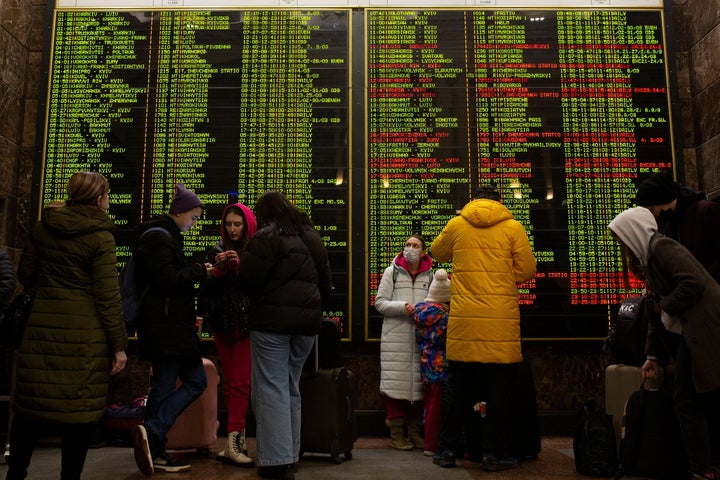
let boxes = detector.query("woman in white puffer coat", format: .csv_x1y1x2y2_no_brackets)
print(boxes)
375,234,433,451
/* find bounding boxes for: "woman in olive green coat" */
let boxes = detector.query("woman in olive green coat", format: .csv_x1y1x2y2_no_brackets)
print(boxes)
7,172,128,480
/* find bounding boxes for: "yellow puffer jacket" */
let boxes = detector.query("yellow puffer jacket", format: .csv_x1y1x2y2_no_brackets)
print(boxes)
430,199,536,364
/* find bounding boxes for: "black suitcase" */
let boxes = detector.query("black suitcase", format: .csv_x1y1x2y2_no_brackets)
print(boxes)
299,333,357,463
507,359,541,460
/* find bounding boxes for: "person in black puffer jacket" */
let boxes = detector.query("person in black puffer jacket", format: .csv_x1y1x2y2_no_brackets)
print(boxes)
235,191,333,480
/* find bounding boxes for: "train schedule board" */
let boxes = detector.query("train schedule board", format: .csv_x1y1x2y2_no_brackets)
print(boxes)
36,2,676,340
39,9,352,336
366,8,674,339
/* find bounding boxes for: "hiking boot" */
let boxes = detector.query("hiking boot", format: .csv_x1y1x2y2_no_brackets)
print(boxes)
131,425,154,477
432,450,456,468
482,452,518,472
153,451,191,473
217,430,254,467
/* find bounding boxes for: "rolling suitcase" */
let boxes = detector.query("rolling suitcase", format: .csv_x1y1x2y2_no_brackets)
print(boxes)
604,364,642,453
299,332,357,463
165,357,220,453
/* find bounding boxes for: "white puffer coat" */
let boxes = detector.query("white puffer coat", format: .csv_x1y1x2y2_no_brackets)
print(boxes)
375,256,433,402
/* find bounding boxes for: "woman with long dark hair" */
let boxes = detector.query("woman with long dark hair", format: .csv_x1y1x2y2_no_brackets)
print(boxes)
200,203,257,467
235,191,333,480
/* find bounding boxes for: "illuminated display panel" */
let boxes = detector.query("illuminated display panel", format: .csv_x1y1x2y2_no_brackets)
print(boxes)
37,5,676,340
41,10,351,336
367,9,672,339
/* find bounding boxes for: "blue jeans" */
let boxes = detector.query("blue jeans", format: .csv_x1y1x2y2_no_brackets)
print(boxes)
145,355,207,445
250,330,314,467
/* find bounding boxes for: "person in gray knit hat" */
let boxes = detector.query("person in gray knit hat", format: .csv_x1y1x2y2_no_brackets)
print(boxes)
131,183,212,477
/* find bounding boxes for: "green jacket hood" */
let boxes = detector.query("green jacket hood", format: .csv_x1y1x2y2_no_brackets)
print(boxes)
42,204,115,237
460,198,514,228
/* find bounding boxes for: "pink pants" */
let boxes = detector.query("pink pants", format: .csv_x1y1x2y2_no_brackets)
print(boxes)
214,332,251,432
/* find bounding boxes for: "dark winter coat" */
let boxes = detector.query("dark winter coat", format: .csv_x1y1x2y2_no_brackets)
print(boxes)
237,224,332,335
670,189,720,283
200,241,251,335
0,249,15,310
14,204,128,424
133,214,207,360
198,203,257,335
644,234,720,394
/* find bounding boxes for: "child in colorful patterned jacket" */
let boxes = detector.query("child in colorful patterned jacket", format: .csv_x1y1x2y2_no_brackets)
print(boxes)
413,268,451,457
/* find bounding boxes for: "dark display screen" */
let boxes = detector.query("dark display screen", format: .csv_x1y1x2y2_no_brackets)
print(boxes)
38,7,674,340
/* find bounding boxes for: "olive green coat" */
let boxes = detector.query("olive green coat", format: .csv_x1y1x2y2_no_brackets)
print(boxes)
15,204,128,424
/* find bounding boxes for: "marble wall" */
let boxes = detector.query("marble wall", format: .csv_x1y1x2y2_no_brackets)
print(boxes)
0,0,45,262
1,0,719,434
672,0,720,198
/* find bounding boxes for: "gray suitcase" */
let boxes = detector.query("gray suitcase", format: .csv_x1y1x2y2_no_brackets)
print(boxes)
605,364,643,453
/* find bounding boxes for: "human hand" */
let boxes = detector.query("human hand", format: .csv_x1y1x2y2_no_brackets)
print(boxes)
214,253,228,272
641,358,659,380
225,250,239,273
404,303,416,316
111,350,127,375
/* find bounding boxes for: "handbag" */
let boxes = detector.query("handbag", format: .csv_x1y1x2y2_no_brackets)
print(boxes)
0,288,34,348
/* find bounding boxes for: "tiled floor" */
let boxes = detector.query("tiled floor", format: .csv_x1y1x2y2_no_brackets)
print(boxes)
0,436,602,480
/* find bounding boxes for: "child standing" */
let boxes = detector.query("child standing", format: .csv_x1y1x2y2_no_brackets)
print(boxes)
413,269,451,457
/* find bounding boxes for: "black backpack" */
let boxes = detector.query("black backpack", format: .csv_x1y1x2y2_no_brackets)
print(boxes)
119,227,170,334
616,380,688,479
573,399,618,476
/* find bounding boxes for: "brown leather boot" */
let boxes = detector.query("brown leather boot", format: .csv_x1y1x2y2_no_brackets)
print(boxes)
386,418,413,451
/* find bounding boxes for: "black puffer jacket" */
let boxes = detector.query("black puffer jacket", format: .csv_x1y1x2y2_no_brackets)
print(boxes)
134,214,206,360
237,224,332,335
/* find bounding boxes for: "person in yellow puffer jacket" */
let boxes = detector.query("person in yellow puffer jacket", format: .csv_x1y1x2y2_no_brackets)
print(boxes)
429,184,536,471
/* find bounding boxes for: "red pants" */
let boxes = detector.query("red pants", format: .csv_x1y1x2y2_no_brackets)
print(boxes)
384,396,424,421
214,332,251,432
423,382,443,453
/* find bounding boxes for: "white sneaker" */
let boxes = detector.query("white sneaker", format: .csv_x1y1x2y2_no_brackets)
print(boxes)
131,425,154,477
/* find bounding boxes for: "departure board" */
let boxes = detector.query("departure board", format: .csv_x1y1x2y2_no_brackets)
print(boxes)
367,9,673,339
36,5,677,340
40,10,351,335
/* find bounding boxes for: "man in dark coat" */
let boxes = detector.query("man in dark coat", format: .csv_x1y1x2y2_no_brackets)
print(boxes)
131,183,211,477
635,170,720,283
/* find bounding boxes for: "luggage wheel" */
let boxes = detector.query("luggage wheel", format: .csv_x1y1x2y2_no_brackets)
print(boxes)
344,451,353,461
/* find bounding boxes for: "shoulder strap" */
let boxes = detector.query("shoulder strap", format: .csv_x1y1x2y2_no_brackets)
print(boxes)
140,226,170,241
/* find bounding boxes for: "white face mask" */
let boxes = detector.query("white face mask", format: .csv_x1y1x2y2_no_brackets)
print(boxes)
403,246,421,264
